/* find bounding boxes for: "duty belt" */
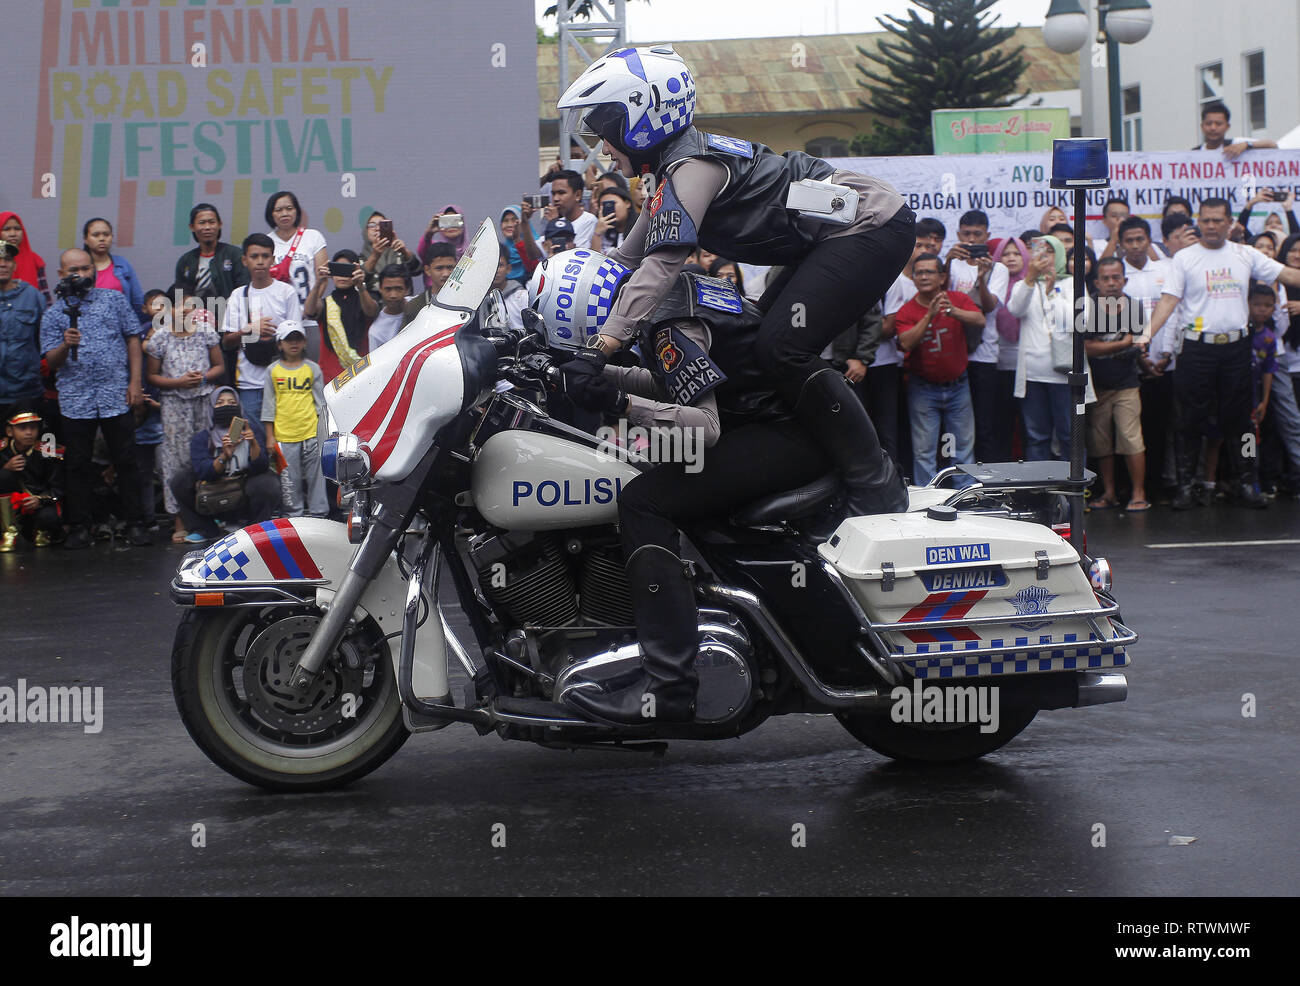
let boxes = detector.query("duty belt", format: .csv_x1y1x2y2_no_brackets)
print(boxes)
1183,327,1246,345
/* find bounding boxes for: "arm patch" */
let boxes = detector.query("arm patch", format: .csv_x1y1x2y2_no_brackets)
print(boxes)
652,324,727,406
644,177,699,255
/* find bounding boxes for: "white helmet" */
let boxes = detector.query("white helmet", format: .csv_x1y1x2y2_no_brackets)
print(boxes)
558,46,696,157
527,248,631,351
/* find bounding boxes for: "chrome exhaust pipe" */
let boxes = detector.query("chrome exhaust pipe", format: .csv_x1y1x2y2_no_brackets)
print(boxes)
1074,672,1128,707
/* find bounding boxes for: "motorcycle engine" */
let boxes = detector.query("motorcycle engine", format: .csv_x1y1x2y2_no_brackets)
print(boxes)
468,530,634,631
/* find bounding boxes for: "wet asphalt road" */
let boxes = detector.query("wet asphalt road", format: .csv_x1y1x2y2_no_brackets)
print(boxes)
1,502,1297,897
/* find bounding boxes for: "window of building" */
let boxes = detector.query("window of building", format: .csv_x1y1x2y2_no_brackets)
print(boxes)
805,136,849,158
1122,85,1142,151
1244,50,1266,136
1197,60,1224,112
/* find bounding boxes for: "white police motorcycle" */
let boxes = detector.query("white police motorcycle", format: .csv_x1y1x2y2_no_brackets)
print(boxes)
169,221,1134,791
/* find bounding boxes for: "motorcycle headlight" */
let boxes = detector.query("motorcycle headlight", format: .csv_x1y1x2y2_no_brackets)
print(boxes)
321,432,370,485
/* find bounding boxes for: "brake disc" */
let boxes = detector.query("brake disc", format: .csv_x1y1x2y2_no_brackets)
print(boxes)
241,615,368,736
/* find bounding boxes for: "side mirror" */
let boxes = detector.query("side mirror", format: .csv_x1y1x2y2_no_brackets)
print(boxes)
479,289,508,332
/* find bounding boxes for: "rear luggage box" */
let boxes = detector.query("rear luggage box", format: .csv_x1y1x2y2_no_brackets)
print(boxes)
818,512,1135,680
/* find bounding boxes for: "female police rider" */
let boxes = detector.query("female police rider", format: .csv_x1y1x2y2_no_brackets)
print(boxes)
530,247,832,725
557,45,914,521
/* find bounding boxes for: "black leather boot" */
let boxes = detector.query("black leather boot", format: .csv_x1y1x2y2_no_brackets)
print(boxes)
1232,457,1269,509
795,367,909,516
565,545,699,726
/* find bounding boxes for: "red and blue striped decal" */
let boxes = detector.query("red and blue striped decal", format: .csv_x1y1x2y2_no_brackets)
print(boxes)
899,590,987,643
247,521,322,581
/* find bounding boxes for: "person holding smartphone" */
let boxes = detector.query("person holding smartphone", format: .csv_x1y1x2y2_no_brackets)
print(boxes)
589,187,639,250
359,211,421,293
304,250,376,383
417,205,469,292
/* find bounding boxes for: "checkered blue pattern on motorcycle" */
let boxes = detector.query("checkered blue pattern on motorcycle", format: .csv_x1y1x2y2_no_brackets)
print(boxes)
585,258,631,322
904,646,1129,680
198,532,251,581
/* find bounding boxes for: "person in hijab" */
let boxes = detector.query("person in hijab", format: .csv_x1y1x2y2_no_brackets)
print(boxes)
417,204,468,290
359,210,421,293
171,386,278,543
990,236,1031,461
304,249,375,382
1006,234,1094,461
499,205,538,285
0,212,51,305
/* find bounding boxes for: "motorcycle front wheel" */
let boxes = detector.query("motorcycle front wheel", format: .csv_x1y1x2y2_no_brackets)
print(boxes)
171,607,409,791
837,705,1037,763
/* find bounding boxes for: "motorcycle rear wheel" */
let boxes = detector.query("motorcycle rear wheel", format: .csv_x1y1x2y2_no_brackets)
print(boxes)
837,705,1037,763
172,607,409,791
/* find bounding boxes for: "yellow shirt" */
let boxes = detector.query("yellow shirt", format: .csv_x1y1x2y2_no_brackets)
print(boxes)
265,360,320,444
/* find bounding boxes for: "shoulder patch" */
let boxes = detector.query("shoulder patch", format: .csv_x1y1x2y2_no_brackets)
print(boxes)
704,133,754,158
692,275,744,314
652,324,727,406
645,177,699,255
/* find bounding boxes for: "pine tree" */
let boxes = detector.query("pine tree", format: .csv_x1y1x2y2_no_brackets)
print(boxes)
853,0,1028,156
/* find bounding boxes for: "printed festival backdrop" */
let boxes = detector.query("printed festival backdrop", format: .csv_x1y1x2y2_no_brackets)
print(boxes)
4,0,539,292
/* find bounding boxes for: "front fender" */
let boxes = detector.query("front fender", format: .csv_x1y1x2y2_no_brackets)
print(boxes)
173,518,449,705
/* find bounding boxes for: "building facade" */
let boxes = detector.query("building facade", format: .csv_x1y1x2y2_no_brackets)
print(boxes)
1080,0,1300,150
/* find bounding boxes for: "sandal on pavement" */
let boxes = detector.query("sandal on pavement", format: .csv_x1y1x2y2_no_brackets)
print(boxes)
1089,496,1119,510
172,530,190,543
1125,499,1151,512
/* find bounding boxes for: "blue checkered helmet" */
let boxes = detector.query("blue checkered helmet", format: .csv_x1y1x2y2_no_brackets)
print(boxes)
527,248,631,352
558,46,696,159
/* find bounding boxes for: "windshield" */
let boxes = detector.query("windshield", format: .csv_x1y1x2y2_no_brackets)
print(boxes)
435,219,500,314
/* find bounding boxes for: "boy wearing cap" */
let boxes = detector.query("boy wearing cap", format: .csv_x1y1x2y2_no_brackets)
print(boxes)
544,217,577,256
1,404,64,549
262,320,327,517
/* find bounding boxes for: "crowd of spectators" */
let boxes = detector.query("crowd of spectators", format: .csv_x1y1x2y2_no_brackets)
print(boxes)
4,127,1300,553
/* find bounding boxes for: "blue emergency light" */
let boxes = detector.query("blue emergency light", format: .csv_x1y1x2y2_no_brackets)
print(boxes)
1050,138,1110,189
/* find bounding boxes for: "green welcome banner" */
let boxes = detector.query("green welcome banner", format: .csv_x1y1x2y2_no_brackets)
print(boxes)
932,107,1072,155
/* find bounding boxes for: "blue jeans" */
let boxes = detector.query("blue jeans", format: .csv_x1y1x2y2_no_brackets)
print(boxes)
909,376,975,485
1265,371,1300,488
1020,381,1072,461
237,387,263,427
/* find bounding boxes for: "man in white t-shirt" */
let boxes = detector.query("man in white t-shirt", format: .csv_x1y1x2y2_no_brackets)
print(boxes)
543,170,597,252
1147,198,1300,508
367,264,414,351
946,209,1008,464
221,233,303,424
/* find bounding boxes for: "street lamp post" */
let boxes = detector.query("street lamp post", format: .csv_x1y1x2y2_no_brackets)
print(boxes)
1043,0,1153,150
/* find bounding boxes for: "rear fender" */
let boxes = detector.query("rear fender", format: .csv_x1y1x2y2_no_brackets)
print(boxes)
174,518,449,702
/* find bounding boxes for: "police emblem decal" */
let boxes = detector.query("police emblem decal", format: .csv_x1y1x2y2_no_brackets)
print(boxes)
1007,585,1058,631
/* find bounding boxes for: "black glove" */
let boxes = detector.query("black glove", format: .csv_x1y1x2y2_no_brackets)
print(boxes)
560,350,626,414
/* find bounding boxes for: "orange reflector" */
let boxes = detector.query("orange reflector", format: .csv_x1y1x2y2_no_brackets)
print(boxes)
195,592,225,607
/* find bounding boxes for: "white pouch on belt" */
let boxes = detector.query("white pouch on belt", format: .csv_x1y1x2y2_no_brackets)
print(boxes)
785,178,859,226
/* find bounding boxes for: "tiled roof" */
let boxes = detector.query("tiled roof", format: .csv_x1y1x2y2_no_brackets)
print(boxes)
537,27,1080,119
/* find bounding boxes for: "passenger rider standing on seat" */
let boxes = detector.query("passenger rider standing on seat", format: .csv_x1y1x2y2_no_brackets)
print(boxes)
556,45,915,520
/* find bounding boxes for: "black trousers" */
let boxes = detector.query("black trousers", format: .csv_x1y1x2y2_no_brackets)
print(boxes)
755,207,916,402
617,419,830,556
169,470,281,536
993,368,1021,462
865,363,901,461
134,442,158,525
1174,338,1253,481
968,360,999,463
62,411,143,529
1140,371,1176,489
